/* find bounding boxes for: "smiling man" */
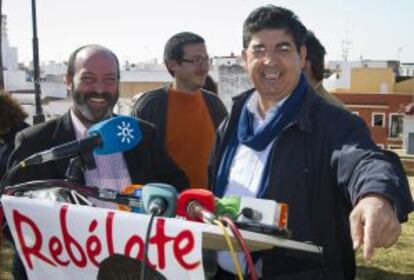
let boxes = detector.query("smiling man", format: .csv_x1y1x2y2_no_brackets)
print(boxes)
209,5,413,280
7,44,188,280
132,32,227,189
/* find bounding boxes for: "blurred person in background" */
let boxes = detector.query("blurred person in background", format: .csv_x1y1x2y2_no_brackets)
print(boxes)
303,30,345,108
0,91,29,180
203,74,219,95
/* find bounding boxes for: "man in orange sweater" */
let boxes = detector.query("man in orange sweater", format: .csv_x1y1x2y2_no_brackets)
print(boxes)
131,32,227,188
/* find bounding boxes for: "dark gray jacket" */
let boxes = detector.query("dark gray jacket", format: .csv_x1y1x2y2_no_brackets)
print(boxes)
8,112,189,189
131,86,228,149
209,86,413,280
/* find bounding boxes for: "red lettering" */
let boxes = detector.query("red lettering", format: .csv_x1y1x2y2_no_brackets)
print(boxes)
11,204,201,274
60,205,87,267
49,236,69,266
86,220,102,267
149,219,174,270
124,235,145,260
106,211,115,256
12,210,55,269
173,230,200,270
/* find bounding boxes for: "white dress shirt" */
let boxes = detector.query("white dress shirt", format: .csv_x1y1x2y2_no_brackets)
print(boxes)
218,91,288,277
70,110,132,208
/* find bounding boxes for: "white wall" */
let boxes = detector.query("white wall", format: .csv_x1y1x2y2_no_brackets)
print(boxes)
4,70,27,90
324,62,351,91
403,115,414,153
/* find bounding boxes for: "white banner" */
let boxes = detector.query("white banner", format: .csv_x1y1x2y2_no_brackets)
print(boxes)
2,195,204,280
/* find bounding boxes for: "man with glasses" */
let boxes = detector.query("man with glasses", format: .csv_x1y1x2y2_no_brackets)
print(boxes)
209,5,412,279
131,32,227,189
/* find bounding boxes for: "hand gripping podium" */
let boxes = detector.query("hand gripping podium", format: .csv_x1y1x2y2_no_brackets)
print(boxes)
1,194,322,280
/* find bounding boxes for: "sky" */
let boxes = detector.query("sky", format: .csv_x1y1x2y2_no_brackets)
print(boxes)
3,0,414,65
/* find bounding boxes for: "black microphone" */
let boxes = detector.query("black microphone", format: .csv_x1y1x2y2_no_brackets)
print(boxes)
241,207,263,221
20,116,142,167
22,134,101,166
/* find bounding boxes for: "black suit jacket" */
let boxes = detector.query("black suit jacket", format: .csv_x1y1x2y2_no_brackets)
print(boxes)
7,112,189,191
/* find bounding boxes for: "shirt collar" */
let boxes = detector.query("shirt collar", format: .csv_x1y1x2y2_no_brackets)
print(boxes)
246,90,290,121
70,109,88,140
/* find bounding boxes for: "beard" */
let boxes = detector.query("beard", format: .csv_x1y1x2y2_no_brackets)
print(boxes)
71,86,119,124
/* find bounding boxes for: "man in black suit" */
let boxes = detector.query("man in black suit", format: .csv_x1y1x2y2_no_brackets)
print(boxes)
7,44,188,280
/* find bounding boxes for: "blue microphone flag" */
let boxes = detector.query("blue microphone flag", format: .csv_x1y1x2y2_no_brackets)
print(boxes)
87,116,142,155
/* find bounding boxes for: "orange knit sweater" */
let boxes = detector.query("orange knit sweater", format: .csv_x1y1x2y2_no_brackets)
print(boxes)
166,87,216,188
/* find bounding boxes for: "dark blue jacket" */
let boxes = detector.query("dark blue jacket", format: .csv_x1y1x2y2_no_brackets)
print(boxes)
209,86,413,280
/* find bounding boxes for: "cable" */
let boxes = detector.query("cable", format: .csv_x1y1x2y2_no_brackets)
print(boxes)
140,212,157,280
213,220,243,280
220,216,257,280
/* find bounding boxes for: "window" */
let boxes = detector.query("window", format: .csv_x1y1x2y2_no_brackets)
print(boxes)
389,113,403,138
377,144,385,149
387,144,402,150
371,113,385,127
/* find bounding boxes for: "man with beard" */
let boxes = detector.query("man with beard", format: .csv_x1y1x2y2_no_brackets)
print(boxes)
6,44,188,280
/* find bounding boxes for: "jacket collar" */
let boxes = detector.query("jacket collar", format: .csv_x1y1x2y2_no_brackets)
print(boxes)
231,85,315,133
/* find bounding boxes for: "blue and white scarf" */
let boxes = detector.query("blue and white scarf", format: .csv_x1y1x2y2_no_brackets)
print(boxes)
214,74,308,198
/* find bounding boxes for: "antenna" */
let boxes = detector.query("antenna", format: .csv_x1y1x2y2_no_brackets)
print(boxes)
341,40,351,62
397,47,403,62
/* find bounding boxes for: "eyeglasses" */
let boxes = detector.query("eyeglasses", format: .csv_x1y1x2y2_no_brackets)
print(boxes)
180,55,210,65
246,43,295,60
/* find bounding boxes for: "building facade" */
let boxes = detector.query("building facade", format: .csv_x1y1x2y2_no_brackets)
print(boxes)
335,92,413,149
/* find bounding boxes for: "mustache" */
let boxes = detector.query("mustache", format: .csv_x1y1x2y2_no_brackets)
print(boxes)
84,92,114,99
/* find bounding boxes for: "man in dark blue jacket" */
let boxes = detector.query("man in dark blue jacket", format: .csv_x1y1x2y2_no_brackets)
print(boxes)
209,5,413,280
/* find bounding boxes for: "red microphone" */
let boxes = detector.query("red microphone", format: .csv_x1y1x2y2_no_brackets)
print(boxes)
176,189,216,223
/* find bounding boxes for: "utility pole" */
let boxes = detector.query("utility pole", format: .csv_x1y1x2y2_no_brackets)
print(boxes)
31,0,45,124
0,0,4,91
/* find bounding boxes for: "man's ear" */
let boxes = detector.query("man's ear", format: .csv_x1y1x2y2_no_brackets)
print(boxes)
241,49,248,70
303,60,311,71
165,59,178,74
299,46,307,68
64,75,73,91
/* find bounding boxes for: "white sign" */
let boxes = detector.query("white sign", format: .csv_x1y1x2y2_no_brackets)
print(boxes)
2,195,204,280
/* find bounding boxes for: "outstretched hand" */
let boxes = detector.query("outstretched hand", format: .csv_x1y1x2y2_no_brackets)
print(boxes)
349,194,401,260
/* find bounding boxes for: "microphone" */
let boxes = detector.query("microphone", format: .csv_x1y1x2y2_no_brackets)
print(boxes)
241,207,263,221
176,189,216,223
4,180,143,209
20,116,142,167
215,195,241,220
176,189,218,279
141,183,177,217
217,195,289,228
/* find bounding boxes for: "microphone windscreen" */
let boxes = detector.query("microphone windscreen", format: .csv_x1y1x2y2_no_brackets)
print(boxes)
141,183,177,217
215,195,240,220
176,189,215,221
87,116,142,155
